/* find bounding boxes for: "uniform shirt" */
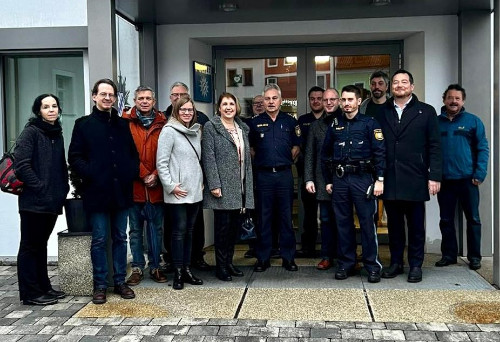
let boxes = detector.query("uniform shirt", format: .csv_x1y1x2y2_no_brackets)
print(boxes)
321,112,385,182
438,107,489,182
248,111,301,168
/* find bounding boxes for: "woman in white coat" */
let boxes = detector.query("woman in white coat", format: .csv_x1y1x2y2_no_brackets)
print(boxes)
157,95,204,290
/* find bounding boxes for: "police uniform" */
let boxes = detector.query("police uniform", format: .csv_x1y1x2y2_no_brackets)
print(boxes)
321,113,385,274
248,111,301,263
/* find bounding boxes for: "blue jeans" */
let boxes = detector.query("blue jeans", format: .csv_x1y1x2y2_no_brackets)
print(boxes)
319,200,337,260
90,209,129,289
128,202,164,270
167,203,200,268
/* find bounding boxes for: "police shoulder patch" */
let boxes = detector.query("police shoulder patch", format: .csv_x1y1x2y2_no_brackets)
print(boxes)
295,125,301,137
374,129,384,140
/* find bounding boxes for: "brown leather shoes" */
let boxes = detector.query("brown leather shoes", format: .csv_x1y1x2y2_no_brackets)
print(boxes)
150,268,167,283
92,288,107,304
126,268,144,286
316,259,331,270
113,284,135,299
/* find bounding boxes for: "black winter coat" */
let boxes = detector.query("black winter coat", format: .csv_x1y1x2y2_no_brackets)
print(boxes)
14,118,69,214
374,95,442,201
68,106,139,212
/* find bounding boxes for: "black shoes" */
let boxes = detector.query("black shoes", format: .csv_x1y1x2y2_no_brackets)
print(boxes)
435,258,457,267
192,258,211,271
228,264,244,277
173,268,184,290
282,259,298,271
367,271,381,283
381,264,404,278
92,288,107,304
23,294,58,306
469,259,481,270
113,284,135,299
182,267,203,285
47,289,66,299
407,267,423,283
254,260,270,272
216,267,232,281
335,268,355,280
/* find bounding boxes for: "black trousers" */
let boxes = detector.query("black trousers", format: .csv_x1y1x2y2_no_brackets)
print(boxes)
18,211,58,301
167,203,200,268
300,184,319,252
214,209,240,268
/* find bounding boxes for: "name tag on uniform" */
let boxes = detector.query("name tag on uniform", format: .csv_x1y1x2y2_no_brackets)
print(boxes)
256,123,269,128
335,126,345,131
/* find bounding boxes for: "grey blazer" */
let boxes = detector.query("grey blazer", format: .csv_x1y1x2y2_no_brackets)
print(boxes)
202,115,254,210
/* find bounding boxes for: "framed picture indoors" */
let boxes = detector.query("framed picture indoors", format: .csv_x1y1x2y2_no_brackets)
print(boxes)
193,61,213,103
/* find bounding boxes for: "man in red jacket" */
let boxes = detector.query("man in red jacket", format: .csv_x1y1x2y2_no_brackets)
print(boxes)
122,86,167,285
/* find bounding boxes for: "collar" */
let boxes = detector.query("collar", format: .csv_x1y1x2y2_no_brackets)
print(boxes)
393,95,413,110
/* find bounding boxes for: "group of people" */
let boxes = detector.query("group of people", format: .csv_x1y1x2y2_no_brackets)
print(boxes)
13,69,488,306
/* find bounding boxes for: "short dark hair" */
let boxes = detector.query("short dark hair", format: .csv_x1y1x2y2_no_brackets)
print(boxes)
443,84,466,101
370,70,390,86
308,86,324,97
171,94,197,127
341,85,362,99
91,78,118,96
392,69,414,84
216,92,241,116
32,94,61,117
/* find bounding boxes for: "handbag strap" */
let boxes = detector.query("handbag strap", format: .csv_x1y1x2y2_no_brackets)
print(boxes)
181,133,201,163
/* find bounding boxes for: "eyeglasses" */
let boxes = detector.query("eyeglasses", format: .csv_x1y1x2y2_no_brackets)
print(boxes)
323,98,339,102
179,108,194,114
253,102,263,106
171,93,188,98
98,92,116,99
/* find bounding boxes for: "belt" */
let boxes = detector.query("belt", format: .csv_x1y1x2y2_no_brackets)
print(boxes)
335,164,363,178
257,165,291,173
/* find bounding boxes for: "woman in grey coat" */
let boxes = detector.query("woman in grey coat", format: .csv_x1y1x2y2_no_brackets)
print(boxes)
202,92,254,281
157,95,204,290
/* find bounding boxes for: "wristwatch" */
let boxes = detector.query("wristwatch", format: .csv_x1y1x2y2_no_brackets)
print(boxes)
377,177,384,182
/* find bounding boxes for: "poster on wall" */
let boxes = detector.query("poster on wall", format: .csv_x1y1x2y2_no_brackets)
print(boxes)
193,61,213,103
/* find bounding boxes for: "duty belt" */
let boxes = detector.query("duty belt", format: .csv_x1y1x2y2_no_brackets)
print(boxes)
335,162,371,178
258,165,291,173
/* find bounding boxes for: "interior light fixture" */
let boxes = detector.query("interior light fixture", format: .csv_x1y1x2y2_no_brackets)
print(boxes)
370,0,391,6
219,2,238,12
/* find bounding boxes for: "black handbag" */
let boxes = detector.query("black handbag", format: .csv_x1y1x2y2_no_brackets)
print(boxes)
239,176,256,241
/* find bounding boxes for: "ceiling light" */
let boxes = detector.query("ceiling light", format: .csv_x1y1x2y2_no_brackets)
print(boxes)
219,2,238,12
370,0,391,6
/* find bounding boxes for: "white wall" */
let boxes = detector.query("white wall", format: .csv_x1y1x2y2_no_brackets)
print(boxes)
157,15,459,254
0,0,87,28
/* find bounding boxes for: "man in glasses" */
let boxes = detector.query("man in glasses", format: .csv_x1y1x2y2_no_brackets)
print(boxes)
69,78,139,304
162,81,210,272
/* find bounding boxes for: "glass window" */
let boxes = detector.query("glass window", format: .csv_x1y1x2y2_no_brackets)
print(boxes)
243,68,253,86
3,54,85,153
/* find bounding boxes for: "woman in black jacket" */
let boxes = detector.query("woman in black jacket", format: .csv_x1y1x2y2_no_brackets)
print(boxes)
14,94,69,305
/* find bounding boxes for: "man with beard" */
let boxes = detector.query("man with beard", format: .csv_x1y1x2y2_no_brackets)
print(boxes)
304,88,342,270
436,84,488,271
374,69,442,283
360,71,390,117
296,86,325,258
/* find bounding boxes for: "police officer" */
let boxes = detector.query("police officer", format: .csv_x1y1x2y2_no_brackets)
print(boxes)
248,84,301,272
321,85,386,283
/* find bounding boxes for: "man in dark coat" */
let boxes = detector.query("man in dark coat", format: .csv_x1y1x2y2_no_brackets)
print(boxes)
68,78,140,304
374,69,442,283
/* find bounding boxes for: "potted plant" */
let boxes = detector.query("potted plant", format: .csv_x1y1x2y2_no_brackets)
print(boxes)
64,165,90,233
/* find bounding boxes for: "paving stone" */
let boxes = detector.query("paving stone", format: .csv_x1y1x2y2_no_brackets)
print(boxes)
64,318,97,326
0,317,18,325
203,337,236,342
157,326,190,336
127,326,160,336
186,325,219,336
310,327,341,339
1,336,22,342
267,338,299,342
141,337,173,342
447,323,480,332
9,325,44,335
49,309,80,317
468,332,500,342
38,325,74,335
18,336,51,342
79,337,112,342
341,328,373,339
97,326,131,336
41,303,72,311
235,337,267,342
12,317,41,325
355,322,386,330
0,324,15,333
26,310,55,318
236,320,267,327
208,318,238,326
171,337,203,342
267,320,295,328
108,336,143,342
120,318,152,326
278,327,310,338
478,324,500,332
295,321,325,329
218,326,250,336
436,331,471,341
325,322,355,329
48,336,82,342
36,317,70,326
416,323,449,331
5,310,32,318
404,330,438,341
177,318,209,326
372,329,405,340
248,326,280,337
94,318,124,326
67,325,102,336
298,338,330,342
385,322,418,331
149,318,180,326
